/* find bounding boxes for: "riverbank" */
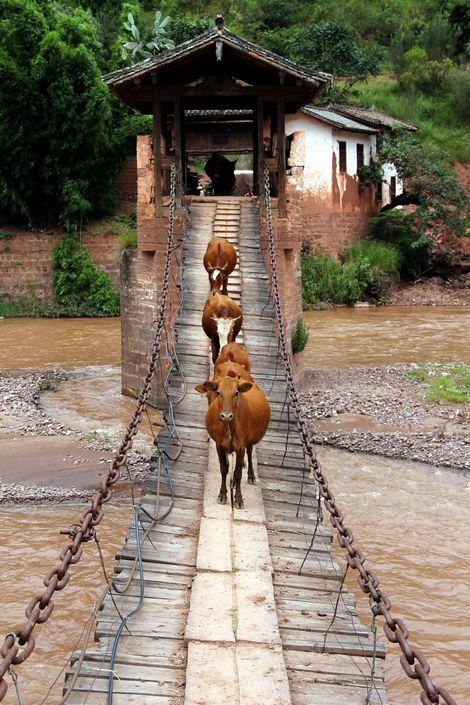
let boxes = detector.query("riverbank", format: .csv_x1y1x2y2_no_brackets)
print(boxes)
387,273,470,306
2,361,469,507
0,370,153,504
299,364,470,471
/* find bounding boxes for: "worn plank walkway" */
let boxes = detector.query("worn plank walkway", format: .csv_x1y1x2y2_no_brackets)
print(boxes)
65,198,387,705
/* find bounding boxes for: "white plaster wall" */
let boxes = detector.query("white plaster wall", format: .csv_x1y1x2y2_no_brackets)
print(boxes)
382,162,404,205
285,114,332,194
332,129,376,176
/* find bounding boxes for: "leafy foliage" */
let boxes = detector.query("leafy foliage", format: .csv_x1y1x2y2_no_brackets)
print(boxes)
290,21,381,91
52,235,119,315
169,13,212,45
343,239,401,276
367,211,432,280
292,316,309,354
0,1,127,231
121,10,174,64
378,131,469,243
301,253,371,306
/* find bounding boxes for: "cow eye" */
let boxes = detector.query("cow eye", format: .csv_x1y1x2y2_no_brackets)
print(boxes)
235,391,239,396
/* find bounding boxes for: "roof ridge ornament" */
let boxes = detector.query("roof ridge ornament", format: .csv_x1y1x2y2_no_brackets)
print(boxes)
215,15,224,31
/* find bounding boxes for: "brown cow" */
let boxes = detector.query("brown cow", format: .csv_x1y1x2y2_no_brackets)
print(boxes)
198,360,254,407
203,237,237,295
215,342,251,373
195,376,270,509
202,292,242,363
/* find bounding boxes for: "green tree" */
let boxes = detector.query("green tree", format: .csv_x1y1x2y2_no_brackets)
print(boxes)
0,0,126,230
379,131,469,246
169,13,212,45
290,22,380,94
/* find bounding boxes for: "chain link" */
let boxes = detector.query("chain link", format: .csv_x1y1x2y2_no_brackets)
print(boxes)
262,165,458,705
0,160,179,702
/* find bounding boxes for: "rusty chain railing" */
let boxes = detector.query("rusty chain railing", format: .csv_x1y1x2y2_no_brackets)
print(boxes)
262,166,458,705
0,160,179,703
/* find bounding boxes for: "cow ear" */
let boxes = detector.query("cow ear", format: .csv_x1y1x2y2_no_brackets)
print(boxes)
238,382,253,394
195,381,218,394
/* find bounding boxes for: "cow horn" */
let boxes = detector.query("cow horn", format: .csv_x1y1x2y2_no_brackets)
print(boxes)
221,263,228,270
210,315,218,322
207,264,214,271
234,316,241,321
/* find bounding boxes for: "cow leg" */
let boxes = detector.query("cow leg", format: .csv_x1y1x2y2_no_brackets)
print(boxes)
222,277,228,296
233,448,245,509
247,446,256,485
211,337,220,364
216,445,229,504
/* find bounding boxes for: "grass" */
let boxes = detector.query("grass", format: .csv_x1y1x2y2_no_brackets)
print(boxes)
408,364,470,404
351,76,470,163
35,378,61,393
343,239,401,275
0,295,119,318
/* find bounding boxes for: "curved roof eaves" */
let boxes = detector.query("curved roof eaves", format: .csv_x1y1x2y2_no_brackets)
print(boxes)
102,26,331,88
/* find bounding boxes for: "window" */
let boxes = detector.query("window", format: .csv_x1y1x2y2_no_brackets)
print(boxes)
390,176,397,200
356,143,364,171
338,141,347,173
375,179,382,202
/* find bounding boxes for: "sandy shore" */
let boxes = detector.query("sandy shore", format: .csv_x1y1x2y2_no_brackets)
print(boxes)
299,364,470,471
0,370,152,504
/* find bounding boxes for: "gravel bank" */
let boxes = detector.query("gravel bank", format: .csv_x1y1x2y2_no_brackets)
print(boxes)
299,365,470,471
0,371,152,504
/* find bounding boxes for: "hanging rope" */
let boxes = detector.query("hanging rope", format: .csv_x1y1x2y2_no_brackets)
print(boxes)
262,165,458,705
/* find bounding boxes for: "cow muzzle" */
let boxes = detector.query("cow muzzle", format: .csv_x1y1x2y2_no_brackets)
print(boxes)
219,410,234,422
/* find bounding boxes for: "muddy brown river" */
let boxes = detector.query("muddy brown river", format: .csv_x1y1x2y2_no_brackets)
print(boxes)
1,311,469,704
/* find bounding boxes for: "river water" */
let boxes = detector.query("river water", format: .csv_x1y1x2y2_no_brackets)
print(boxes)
1,311,469,704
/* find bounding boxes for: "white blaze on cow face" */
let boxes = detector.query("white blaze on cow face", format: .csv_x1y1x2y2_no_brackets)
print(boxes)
213,317,239,347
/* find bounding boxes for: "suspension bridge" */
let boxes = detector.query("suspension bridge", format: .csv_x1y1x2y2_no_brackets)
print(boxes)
0,182,458,705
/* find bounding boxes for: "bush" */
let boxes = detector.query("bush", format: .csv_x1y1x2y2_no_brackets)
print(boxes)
343,239,401,275
301,252,369,306
367,211,432,280
52,235,119,316
292,316,309,354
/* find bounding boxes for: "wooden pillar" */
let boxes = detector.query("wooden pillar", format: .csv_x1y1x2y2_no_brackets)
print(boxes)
277,72,286,217
152,73,163,217
174,96,182,204
257,95,264,205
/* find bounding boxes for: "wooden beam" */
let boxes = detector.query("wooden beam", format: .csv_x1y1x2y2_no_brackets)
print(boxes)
257,96,264,205
174,95,183,204
125,84,315,100
277,73,286,218
152,73,163,217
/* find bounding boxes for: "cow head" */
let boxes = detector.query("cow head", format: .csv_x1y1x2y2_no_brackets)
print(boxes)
210,315,241,347
196,376,252,422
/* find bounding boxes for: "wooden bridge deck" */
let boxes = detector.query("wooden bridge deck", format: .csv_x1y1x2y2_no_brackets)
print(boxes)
65,199,387,704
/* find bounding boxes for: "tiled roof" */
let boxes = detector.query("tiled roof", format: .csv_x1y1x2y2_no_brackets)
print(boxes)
330,103,418,131
103,26,331,87
301,105,378,133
